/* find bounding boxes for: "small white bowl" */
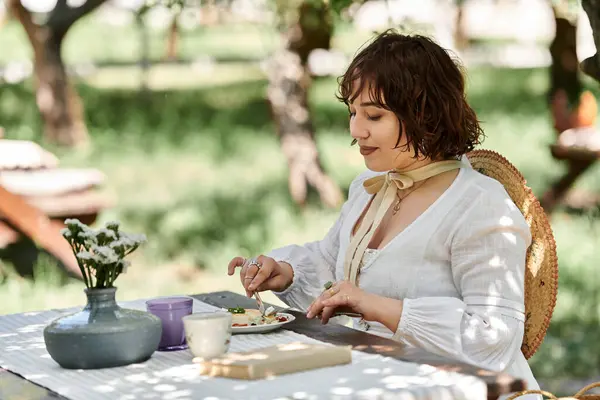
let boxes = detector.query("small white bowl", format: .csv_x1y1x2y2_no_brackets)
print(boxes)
183,312,232,360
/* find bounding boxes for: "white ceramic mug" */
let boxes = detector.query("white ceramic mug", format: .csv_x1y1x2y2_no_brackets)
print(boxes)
183,312,232,359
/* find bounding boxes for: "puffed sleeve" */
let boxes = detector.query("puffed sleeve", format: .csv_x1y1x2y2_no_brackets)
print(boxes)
267,171,370,311
392,184,532,372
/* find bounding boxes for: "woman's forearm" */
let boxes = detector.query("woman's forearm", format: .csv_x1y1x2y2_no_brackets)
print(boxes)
364,292,404,333
276,261,294,291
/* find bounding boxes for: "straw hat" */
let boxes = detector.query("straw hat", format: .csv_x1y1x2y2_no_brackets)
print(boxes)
466,149,558,360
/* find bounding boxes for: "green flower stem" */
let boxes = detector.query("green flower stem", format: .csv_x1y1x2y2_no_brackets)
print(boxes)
86,263,94,288
71,242,90,288
108,265,115,287
95,266,106,289
124,246,139,257
90,266,97,288
112,269,120,286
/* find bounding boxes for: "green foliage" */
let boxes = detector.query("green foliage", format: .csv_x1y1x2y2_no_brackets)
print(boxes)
328,0,360,15
272,0,362,30
551,0,581,21
138,0,190,16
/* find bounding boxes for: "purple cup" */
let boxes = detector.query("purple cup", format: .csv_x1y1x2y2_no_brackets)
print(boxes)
146,297,193,351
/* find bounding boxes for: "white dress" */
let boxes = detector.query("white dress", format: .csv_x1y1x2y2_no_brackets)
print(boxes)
267,157,540,394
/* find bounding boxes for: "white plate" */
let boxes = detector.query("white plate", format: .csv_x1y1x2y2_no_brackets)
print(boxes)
230,312,295,334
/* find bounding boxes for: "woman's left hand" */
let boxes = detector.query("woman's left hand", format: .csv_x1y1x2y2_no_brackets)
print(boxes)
306,281,377,324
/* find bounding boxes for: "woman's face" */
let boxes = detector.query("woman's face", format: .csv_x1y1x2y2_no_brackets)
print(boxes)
349,85,424,172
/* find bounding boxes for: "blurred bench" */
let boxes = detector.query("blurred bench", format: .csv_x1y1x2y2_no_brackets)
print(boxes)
541,126,600,213
0,137,112,278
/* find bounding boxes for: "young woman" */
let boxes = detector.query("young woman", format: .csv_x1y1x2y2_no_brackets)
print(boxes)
228,30,539,392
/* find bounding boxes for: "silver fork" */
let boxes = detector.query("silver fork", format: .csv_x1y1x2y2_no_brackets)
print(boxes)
254,291,266,316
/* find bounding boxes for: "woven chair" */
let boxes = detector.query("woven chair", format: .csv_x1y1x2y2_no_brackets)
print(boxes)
466,150,559,360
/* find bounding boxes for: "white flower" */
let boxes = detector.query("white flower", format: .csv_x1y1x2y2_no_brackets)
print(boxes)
77,231,97,242
109,239,129,256
76,251,94,262
109,239,124,248
127,233,147,245
114,236,135,248
64,218,89,232
60,228,72,239
95,228,117,241
105,221,120,231
90,245,120,265
64,218,81,226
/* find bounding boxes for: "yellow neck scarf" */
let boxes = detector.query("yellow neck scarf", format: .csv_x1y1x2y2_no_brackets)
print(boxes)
343,160,464,285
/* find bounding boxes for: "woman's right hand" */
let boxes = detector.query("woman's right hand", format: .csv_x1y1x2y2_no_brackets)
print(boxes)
227,255,294,297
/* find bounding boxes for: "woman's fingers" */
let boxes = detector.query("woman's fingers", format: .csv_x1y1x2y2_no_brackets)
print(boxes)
227,256,246,275
239,262,253,297
243,258,263,285
318,292,352,324
306,286,336,318
228,255,281,296
244,264,260,284
320,306,336,325
306,303,319,319
307,282,357,324
322,292,351,308
253,274,287,293
306,296,320,318
248,257,273,292
240,256,270,297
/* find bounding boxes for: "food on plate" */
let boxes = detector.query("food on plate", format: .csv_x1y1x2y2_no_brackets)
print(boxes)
226,307,288,327
264,306,276,316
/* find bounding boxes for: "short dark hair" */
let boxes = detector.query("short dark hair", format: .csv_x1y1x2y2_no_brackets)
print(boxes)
337,29,484,160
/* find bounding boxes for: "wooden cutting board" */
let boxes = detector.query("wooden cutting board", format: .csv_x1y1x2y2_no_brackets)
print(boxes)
195,342,352,380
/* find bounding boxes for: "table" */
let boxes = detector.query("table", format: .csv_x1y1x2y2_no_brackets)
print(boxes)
0,291,526,400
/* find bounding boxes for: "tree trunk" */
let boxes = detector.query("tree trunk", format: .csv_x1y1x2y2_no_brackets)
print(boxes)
267,1,342,209
288,1,333,64
136,13,150,93
581,0,600,83
7,0,107,147
548,7,598,134
0,6,7,28
549,11,583,134
541,4,600,212
36,33,88,146
453,0,469,52
165,14,179,61
200,0,220,26
8,0,88,146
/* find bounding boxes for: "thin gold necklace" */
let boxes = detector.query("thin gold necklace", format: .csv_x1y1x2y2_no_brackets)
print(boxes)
391,180,427,215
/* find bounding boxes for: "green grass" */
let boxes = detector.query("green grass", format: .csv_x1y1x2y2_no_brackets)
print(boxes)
1,19,600,382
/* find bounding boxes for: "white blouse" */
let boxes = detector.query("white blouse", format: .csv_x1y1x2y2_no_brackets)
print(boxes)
267,156,540,394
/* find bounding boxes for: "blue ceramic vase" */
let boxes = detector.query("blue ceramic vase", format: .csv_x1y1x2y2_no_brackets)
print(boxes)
43,287,162,369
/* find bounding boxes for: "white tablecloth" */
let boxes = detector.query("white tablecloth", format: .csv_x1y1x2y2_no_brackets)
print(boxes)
0,297,487,400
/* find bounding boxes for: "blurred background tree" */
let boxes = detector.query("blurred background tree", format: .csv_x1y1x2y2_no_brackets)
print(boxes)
265,0,353,209
5,0,108,146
